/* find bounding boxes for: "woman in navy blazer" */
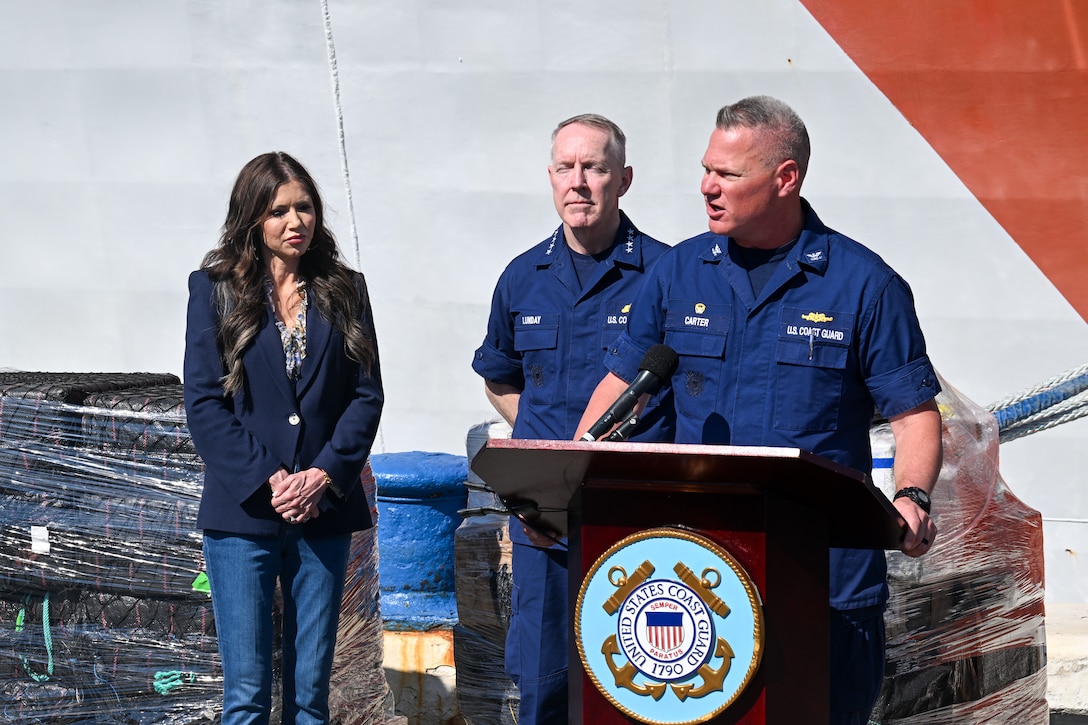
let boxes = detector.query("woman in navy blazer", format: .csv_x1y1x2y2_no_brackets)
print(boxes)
183,152,383,725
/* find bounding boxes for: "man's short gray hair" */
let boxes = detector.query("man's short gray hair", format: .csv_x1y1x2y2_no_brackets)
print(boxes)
716,96,810,181
551,114,627,166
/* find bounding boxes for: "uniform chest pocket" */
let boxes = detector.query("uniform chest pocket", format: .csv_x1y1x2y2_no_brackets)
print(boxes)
664,301,729,417
514,314,559,404
664,301,729,355
514,323,558,352
773,308,853,432
511,311,557,350
664,329,726,358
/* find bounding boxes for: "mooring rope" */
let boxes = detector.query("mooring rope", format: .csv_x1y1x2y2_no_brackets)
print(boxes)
985,363,1088,442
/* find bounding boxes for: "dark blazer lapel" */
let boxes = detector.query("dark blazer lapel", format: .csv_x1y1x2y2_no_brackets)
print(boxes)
254,314,297,405
297,305,331,398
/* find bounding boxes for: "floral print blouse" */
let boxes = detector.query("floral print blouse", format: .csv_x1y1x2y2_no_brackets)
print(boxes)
266,277,308,382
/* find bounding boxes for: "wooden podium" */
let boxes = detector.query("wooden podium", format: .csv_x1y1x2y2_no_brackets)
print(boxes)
470,438,904,725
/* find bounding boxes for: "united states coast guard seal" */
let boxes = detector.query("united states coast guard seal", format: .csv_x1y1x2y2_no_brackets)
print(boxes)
576,528,764,724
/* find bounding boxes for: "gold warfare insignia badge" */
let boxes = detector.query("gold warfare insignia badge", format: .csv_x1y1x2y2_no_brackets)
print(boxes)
800,311,833,323
576,528,764,724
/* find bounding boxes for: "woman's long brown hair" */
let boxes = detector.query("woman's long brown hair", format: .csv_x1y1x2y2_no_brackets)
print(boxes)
200,152,376,395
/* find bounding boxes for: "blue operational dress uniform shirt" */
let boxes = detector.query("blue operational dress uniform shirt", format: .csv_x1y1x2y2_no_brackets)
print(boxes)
604,200,938,722
474,212,674,446
603,201,940,609
472,211,672,725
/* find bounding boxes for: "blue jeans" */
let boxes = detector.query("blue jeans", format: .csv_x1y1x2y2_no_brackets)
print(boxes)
203,528,352,725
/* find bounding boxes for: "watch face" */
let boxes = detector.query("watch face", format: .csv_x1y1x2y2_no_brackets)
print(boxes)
896,487,931,512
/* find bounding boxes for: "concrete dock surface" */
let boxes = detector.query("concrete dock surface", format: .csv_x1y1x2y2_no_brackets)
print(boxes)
1048,603,1088,723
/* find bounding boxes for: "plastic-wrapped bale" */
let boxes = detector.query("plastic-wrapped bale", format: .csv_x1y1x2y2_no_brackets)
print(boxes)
0,372,180,447
80,384,200,465
458,420,514,641
0,377,216,723
0,377,396,723
0,383,205,601
328,463,398,725
461,419,512,517
455,420,518,725
453,515,517,725
0,441,89,509
868,373,1047,724
453,624,519,725
0,440,205,601
0,590,220,723
453,514,513,648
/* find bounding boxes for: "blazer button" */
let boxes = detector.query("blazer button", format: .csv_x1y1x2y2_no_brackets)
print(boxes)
288,413,301,426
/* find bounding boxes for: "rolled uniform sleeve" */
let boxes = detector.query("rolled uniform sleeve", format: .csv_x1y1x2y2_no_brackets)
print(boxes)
473,275,527,389
604,334,651,385
860,275,941,418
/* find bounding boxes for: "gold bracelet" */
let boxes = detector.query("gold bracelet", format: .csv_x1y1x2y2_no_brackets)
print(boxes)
319,469,344,498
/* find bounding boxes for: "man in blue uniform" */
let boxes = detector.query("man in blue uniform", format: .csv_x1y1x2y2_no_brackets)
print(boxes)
577,96,942,724
473,114,673,724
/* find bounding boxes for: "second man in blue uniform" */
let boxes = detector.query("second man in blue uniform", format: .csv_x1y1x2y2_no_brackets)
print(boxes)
472,114,673,724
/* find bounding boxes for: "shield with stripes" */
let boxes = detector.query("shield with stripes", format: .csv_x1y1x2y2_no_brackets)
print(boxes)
645,611,685,652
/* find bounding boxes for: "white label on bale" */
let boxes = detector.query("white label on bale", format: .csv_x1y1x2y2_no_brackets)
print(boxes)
30,526,50,555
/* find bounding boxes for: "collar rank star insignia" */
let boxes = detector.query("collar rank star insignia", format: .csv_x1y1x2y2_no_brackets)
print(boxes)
545,227,559,255
576,528,764,724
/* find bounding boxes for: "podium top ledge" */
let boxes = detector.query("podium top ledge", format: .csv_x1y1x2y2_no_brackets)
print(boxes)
477,438,869,485
471,439,904,549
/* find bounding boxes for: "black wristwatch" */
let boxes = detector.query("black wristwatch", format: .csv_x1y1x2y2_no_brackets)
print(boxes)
893,486,932,514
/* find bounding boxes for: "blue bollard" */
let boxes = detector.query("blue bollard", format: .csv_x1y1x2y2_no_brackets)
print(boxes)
371,451,467,630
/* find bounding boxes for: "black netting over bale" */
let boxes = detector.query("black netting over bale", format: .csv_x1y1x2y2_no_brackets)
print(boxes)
81,385,198,463
0,373,181,404
0,590,220,724
0,498,204,600
0,437,204,601
0,373,180,448
0,592,216,638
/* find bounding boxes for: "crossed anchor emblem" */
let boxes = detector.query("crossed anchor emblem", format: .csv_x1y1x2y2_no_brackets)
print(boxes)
601,560,735,700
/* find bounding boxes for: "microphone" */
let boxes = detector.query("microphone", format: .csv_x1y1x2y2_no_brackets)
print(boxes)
581,344,679,441
604,413,641,442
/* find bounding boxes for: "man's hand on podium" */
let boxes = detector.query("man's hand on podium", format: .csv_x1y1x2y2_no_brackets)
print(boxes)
520,523,564,548
894,494,937,558
888,401,942,558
